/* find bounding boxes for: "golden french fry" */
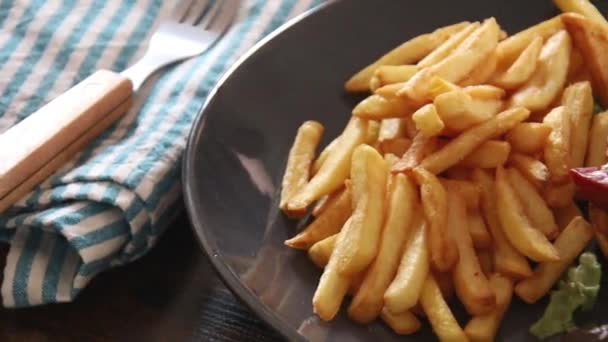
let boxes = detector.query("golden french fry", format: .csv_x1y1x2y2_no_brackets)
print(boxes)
441,179,481,210
337,145,388,275
366,120,381,145
472,169,533,279
506,168,559,239
308,234,337,268
380,138,412,157
352,93,416,119
384,152,401,168
378,118,407,142
421,107,530,174
392,132,438,173
313,135,340,175
563,81,594,168
554,0,608,26
285,184,352,250
370,65,419,91
495,166,559,262
280,121,324,216
398,18,501,104
428,76,461,98
348,174,417,323
412,103,445,137
586,112,608,167
508,153,550,189
459,140,511,169
463,84,506,100
384,213,430,313
554,201,583,230
496,15,564,69
420,274,469,342
418,22,481,68
434,88,503,132
544,182,576,208
469,209,492,250
515,216,593,303
562,13,608,107
345,22,470,92
509,30,572,112
506,122,552,154
381,308,421,335
543,106,572,184
288,118,368,211
312,217,352,321
448,188,496,316
492,36,543,89
312,194,331,217
465,274,514,342
477,249,493,276
412,167,459,272
460,50,498,86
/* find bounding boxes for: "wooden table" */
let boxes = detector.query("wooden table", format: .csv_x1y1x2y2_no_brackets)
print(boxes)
0,213,284,342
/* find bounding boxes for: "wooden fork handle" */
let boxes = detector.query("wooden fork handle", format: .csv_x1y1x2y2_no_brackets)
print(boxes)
0,70,133,205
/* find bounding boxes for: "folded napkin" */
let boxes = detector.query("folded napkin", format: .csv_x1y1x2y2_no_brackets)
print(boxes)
0,0,323,307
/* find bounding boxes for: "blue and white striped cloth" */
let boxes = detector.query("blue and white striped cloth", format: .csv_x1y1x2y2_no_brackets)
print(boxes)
0,0,323,308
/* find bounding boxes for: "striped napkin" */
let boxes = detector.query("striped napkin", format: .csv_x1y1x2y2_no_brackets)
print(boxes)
0,0,323,308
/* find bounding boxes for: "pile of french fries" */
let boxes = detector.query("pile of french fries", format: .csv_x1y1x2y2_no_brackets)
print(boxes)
280,1,608,340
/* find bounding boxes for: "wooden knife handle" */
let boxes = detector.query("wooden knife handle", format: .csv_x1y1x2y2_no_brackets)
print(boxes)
0,70,133,202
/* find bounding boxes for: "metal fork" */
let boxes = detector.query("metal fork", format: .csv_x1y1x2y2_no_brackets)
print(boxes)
0,0,239,214
123,0,239,90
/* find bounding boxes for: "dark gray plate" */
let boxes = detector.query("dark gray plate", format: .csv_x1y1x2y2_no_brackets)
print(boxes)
183,0,608,341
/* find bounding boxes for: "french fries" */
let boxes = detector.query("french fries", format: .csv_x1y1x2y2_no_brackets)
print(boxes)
380,308,421,335
412,103,445,137
434,88,503,132
472,169,533,279
495,166,559,262
562,13,608,107
348,174,417,323
312,217,353,321
280,121,324,216
384,213,430,314
308,234,337,268
496,16,564,69
448,188,496,315
543,106,572,184
391,132,438,172
509,30,572,112
337,145,387,275
285,8,608,340
468,209,492,250
563,81,593,168
554,201,583,231
398,18,501,104
515,216,594,303
413,167,459,271
289,118,368,211
420,107,530,174
506,168,559,239
420,274,469,342
553,0,608,26
370,65,419,91
345,22,470,92
285,184,352,249
506,122,552,155
585,112,608,167
508,153,550,189
459,140,510,169
492,36,543,89
418,22,481,68
464,274,514,342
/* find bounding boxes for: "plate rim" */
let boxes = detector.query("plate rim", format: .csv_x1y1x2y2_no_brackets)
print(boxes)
182,1,339,341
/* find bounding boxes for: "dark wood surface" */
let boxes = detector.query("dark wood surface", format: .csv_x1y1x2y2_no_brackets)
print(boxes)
0,212,284,342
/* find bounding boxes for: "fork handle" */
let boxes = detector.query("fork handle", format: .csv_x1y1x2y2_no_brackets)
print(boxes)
0,69,133,205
